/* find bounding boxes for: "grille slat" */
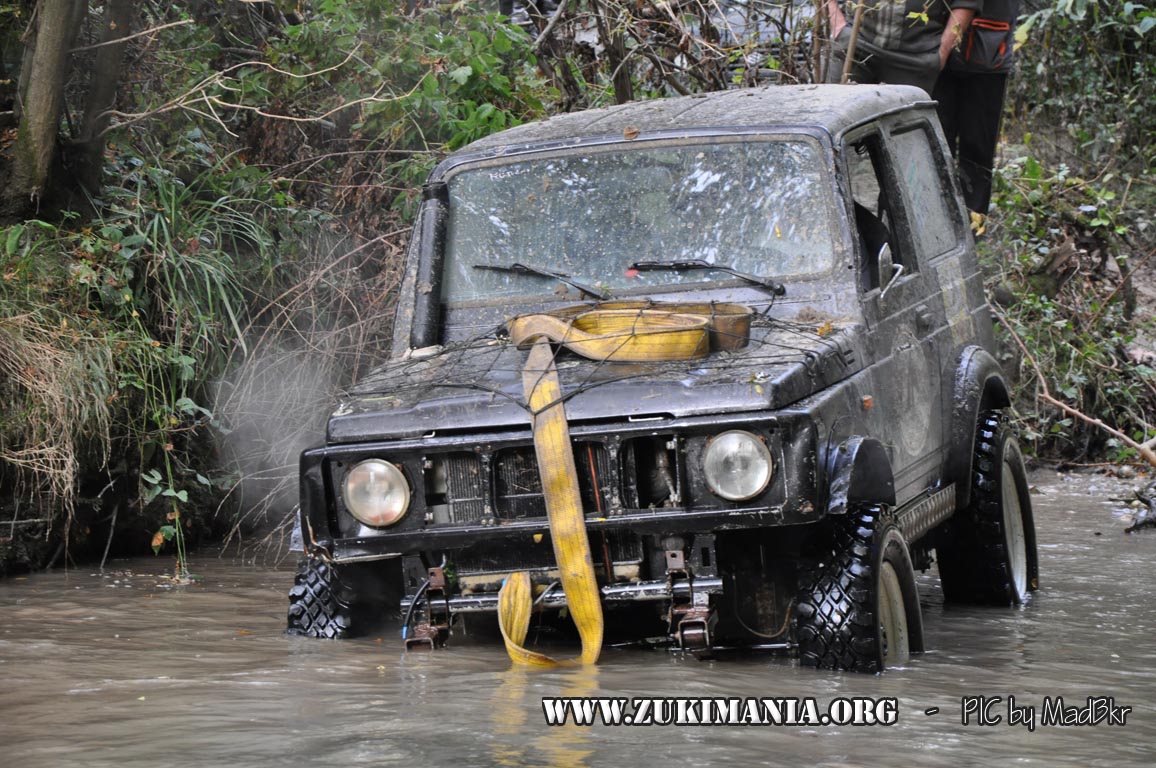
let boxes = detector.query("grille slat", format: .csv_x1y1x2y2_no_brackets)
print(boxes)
440,443,611,524
444,453,485,522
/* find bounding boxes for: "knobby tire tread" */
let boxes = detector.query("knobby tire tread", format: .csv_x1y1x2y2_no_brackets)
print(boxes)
938,411,1032,605
286,557,354,639
795,504,886,673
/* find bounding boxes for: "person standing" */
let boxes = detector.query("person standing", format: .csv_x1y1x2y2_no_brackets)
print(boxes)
933,0,1020,214
824,0,983,96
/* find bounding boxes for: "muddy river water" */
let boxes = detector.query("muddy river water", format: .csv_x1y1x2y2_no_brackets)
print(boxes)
3,470,1156,767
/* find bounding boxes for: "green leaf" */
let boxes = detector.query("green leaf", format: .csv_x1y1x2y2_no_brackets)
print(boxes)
4,224,23,255
448,65,473,85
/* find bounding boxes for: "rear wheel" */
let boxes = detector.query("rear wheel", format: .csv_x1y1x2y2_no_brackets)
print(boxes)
938,411,1038,605
795,505,924,673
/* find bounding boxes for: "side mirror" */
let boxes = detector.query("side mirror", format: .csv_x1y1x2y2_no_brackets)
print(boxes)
878,244,904,299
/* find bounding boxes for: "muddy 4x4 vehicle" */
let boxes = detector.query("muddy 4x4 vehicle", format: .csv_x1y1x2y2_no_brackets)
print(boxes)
288,84,1038,672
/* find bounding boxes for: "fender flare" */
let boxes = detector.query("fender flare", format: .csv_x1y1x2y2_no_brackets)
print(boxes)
825,436,896,517
949,346,1011,509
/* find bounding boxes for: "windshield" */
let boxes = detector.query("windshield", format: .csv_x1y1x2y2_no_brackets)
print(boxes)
441,137,836,306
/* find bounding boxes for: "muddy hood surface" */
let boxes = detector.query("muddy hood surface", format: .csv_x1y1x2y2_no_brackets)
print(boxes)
327,319,863,443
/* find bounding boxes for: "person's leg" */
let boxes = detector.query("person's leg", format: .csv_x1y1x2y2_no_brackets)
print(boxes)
933,68,963,158
954,73,1008,213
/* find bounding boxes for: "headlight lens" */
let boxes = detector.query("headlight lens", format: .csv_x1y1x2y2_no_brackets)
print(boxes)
702,430,773,501
342,459,410,527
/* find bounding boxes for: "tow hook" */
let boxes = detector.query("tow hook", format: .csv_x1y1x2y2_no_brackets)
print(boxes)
404,566,451,651
665,548,716,657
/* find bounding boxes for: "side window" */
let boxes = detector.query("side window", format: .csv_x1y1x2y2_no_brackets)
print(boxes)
846,133,905,291
890,125,961,259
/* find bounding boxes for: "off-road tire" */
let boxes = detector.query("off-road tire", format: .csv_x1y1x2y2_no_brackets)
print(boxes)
287,557,353,638
938,411,1039,605
795,504,924,673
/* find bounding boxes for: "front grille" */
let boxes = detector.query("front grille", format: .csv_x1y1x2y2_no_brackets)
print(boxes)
441,443,611,524
494,443,610,519
426,435,684,527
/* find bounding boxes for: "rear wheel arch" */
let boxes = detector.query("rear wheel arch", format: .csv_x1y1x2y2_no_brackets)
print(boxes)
950,346,1011,509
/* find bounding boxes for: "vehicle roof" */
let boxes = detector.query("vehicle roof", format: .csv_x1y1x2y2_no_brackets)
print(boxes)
458,84,934,156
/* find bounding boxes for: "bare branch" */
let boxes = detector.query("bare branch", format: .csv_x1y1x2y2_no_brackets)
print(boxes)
70,19,194,53
532,0,572,52
1088,245,1156,326
88,47,418,139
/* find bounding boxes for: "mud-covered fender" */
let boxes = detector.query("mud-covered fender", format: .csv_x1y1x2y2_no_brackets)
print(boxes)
825,436,896,516
949,346,1011,509
298,448,330,557
290,508,305,552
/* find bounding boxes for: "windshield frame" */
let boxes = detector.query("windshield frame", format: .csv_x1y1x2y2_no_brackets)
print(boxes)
436,130,845,311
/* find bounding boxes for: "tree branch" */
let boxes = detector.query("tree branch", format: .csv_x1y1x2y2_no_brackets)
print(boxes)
532,0,571,52
70,19,194,53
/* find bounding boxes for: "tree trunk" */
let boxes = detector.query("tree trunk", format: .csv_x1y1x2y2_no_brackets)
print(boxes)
590,0,633,105
74,0,134,193
4,0,87,213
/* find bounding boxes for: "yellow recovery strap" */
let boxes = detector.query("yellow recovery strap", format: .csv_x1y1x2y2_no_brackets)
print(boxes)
497,303,751,667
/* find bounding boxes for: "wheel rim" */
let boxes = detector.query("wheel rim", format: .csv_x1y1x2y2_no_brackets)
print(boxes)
877,561,910,667
1002,457,1029,599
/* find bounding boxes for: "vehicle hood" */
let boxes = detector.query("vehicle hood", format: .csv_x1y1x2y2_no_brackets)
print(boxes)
327,318,865,443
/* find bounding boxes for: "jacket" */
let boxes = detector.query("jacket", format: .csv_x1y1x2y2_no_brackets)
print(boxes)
847,0,986,56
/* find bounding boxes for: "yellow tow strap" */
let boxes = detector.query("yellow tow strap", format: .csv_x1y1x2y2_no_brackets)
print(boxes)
497,302,751,666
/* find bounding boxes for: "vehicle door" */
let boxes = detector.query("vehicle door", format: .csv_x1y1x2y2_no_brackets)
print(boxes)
841,118,950,504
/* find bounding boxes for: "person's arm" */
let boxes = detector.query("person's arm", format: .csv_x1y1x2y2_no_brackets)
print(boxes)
827,0,848,39
939,5,978,69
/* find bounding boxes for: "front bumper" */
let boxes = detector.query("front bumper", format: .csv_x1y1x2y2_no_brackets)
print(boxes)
400,576,724,614
321,506,790,561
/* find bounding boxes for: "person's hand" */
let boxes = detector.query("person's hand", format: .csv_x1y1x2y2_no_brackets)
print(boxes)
827,0,848,39
939,8,975,70
939,44,951,71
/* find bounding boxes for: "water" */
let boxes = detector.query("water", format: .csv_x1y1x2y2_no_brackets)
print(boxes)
2,471,1155,767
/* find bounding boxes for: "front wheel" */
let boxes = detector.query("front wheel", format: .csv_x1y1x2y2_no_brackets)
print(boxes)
286,557,402,639
938,411,1039,605
287,557,353,638
795,505,924,673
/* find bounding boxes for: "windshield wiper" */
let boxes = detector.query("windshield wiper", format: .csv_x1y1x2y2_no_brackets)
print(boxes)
629,259,786,296
473,262,611,300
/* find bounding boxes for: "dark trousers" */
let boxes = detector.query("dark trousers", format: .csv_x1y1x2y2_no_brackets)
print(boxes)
934,69,1009,214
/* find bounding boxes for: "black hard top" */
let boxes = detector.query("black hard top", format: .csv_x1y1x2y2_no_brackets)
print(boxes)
458,84,933,156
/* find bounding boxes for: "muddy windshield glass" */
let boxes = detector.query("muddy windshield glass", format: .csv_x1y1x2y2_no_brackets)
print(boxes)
442,138,834,305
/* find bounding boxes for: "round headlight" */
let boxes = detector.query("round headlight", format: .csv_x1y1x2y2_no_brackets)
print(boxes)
342,459,410,527
702,430,773,501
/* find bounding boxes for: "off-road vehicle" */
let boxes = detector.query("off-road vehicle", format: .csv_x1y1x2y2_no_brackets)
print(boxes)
287,84,1038,672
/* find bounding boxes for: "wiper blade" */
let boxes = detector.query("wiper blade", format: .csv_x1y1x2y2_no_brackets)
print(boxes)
473,262,611,300
629,259,786,296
